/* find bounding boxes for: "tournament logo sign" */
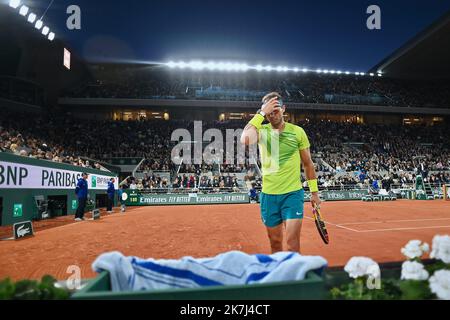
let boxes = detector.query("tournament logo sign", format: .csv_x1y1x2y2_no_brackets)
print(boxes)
13,221,34,239
91,176,97,188
13,204,23,217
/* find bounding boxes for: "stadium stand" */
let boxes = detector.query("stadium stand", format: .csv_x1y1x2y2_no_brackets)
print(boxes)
0,4,449,197
1,109,449,193
63,67,450,109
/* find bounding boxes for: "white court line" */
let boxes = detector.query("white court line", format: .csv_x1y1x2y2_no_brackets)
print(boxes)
304,216,359,233
339,217,450,226
305,217,450,233
356,225,450,233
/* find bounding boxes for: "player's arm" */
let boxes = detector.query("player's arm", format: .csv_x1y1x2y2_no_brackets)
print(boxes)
240,122,259,146
300,148,322,208
300,148,317,181
240,97,280,145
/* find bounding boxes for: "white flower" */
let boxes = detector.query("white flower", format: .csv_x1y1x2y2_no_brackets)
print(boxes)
430,235,450,264
344,257,380,279
401,240,430,260
429,270,450,300
401,261,429,280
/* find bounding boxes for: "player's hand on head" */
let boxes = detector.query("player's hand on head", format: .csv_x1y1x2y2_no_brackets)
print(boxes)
261,97,280,115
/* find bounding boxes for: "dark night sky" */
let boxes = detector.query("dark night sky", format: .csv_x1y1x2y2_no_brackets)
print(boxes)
17,0,450,71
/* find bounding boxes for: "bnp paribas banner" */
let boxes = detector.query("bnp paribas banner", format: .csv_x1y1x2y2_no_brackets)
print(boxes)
124,191,249,206
0,160,118,190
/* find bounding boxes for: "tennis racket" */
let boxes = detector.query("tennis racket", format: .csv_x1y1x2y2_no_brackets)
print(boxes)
312,205,329,244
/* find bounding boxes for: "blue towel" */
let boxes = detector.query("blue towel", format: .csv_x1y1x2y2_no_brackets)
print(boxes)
92,251,327,292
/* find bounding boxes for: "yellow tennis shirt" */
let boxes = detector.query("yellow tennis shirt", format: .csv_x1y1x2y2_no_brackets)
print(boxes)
257,122,310,195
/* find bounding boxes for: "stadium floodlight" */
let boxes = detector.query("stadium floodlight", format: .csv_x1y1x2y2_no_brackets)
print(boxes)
229,63,239,71
160,60,366,74
190,61,204,70
205,61,216,70
235,63,244,71
241,64,250,71
369,73,374,76
219,62,228,71
167,61,176,68
9,0,21,9
48,32,55,41
35,20,43,30
27,12,36,23
228,62,237,71
378,73,382,77
230,63,248,72
204,61,213,70
41,26,50,36
19,5,29,16
216,62,226,71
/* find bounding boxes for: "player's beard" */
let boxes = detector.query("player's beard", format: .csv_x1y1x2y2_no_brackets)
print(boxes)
269,115,284,128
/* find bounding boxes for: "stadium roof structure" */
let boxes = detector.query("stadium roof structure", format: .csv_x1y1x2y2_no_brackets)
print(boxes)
370,10,450,80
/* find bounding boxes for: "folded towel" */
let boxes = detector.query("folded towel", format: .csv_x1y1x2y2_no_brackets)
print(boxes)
92,251,327,292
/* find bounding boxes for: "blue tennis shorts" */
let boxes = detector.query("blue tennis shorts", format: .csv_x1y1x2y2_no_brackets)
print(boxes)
260,189,305,227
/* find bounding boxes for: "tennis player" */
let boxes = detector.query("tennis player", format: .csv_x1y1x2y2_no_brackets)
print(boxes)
241,92,321,253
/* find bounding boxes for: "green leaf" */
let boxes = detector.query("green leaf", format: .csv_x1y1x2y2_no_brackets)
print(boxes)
329,278,402,300
399,280,433,300
426,261,450,275
0,278,15,300
0,276,70,300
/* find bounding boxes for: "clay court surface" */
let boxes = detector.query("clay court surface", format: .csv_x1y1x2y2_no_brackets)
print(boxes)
1,200,449,281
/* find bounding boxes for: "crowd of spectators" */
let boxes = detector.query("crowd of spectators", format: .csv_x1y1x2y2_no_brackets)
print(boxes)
64,66,450,109
0,118,101,169
172,173,241,193
312,171,450,191
301,120,450,174
1,110,449,191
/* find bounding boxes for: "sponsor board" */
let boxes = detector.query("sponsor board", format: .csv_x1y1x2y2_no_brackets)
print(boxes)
0,160,118,190
125,192,249,206
124,190,369,206
13,221,34,239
